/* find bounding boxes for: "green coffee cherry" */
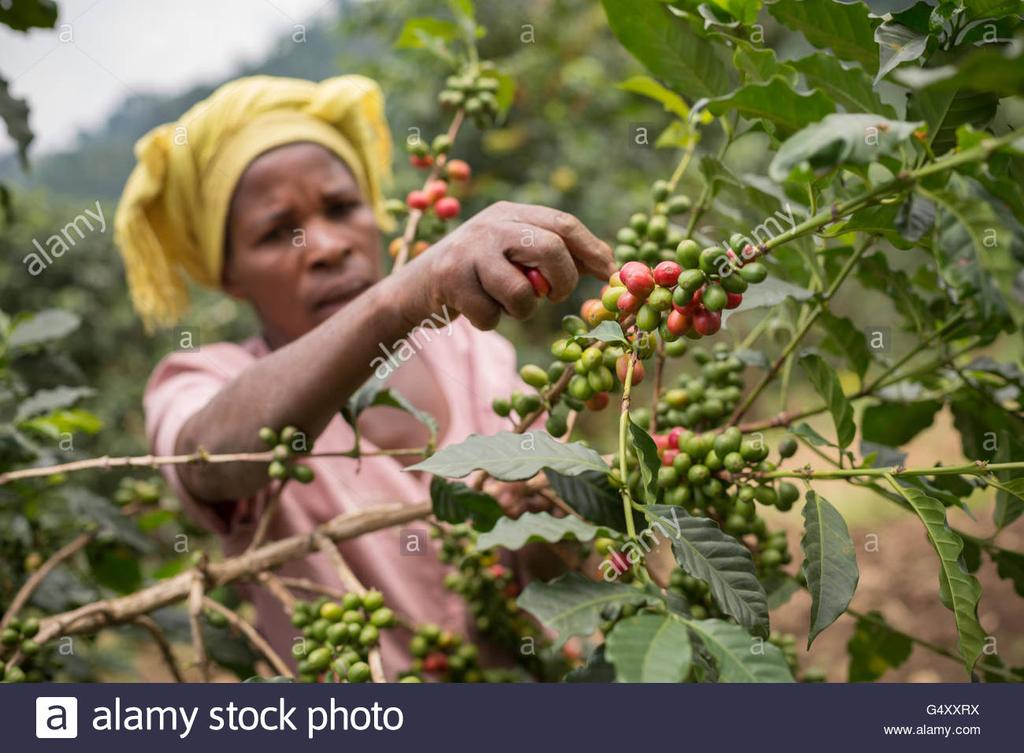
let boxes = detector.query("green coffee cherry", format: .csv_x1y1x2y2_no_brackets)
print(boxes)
699,247,728,276
702,284,728,312
676,239,701,268
636,304,660,332
290,465,315,484
519,364,549,389
740,262,768,283
492,398,511,417
362,590,385,611
258,427,278,446
666,195,691,215
562,315,588,336
651,180,671,201
347,661,371,683
778,437,798,459
268,460,288,480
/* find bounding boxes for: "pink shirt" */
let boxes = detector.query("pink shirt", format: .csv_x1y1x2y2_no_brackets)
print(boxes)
144,316,524,679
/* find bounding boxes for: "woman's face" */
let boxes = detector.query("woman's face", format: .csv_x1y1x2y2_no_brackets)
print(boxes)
223,142,382,348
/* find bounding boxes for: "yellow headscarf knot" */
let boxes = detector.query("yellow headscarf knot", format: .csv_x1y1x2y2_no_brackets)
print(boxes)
114,75,394,331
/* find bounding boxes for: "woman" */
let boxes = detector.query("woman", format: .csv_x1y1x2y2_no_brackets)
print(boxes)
114,74,613,679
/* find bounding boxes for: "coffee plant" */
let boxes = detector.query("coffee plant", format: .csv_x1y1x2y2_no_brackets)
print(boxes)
2,0,1024,684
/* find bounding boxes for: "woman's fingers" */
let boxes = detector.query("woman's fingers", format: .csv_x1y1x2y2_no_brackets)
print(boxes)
476,255,539,321
495,202,616,279
505,225,579,303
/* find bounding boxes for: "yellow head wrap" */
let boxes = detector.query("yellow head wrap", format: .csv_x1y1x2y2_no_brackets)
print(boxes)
114,74,393,331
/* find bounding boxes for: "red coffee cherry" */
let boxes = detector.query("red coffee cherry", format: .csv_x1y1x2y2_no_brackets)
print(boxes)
616,291,642,315
514,263,552,297
406,190,430,210
653,433,670,451
662,448,679,467
619,261,655,299
423,652,449,674
653,260,682,288
725,292,743,309
425,179,448,202
410,154,434,169
668,426,684,449
445,159,472,181
434,196,461,219
615,354,644,385
693,307,722,336
666,308,691,336
585,392,610,411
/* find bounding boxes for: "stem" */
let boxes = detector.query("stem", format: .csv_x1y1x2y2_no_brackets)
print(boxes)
202,596,294,679
1,531,96,631
0,446,431,486
728,237,874,425
618,350,639,542
764,460,1024,481
392,109,466,270
862,312,966,394
753,129,1024,257
132,616,185,683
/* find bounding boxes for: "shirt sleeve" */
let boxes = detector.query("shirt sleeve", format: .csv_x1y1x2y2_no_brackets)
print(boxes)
143,344,260,535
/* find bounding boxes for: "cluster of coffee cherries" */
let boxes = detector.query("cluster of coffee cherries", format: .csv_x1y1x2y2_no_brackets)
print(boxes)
596,597,668,637
290,593,396,683
655,344,745,430
493,313,669,436
433,524,541,653
386,136,473,260
587,244,767,343
667,569,722,620
258,425,314,484
0,616,49,683
437,62,503,129
401,623,484,682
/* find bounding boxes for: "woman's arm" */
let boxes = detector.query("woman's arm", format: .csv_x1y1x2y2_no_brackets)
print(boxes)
174,201,614,503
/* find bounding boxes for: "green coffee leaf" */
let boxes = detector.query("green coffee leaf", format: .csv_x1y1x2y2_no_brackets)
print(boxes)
648,505,769,636
920,174,1014,325
768,0,879,73
888,482,986,674
0,0,58,31
15,386,95,422
628,416,661,505
790,53,896,117
801,492,859,647
706,76,834,139
546,469,640,533
408,431,609,480
516,572,647,647
600,0,735,100
429,477,503,532
677,616,794,682
564,645,616,682
8,309,81,350
862,400,942,447
769,114,922,182
582,320,628,345
819,311,871,381
605,613,692,682
476,511,608,551
0,74,34,169
847,611,913,681
342,380,439,452
992,550,1024,598
874,22,928,85
799,354,856,449
617,75,689,118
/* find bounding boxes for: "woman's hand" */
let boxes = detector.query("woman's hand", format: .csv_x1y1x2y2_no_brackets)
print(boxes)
399,201,615,330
